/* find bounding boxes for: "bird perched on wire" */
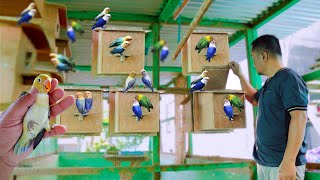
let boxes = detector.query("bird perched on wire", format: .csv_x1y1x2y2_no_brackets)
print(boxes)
191,70,208,86
123,71,136,93
50,53,76,73
190,77,209,93
92,14,111,31
195,36,213,54
135,95,153,112
206,41,216,62
151,40,166,53
226,94,244,112
93,7,110,24
110,41,130,56
141,69,153,92
18,9,36,25
71,21,85,35
67,25,76,43
109,36,132,48
14,74,52,154
160,46,169,62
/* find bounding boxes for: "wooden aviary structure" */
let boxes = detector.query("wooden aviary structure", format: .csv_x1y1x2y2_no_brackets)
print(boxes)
193,90,246,131
92,29,145,75
109,89,160,135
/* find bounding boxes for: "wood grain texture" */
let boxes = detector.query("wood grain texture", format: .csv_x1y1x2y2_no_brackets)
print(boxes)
184,33,230,75
92,30,145,75
58,89,103,134
109,90,160,134
193,90,246,131
203,66,229,90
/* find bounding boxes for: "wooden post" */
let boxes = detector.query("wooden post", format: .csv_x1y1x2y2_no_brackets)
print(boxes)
173,0,190,20
172,0,214,61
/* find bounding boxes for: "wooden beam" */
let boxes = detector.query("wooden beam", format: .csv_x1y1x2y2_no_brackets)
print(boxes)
159,0,180,22
172,0,214,61
173,0,190,20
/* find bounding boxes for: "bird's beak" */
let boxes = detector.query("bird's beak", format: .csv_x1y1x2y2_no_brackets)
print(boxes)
43,79,51,93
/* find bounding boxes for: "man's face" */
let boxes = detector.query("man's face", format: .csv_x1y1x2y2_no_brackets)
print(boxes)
251,49,265,75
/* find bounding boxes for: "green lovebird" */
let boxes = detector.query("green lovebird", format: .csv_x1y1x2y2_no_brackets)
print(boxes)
151,40,166,53
135,94,154,112
195,35,213,54
226,94,244,112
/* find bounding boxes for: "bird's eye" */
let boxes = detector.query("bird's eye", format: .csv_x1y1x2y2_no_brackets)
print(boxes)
38,78,41,83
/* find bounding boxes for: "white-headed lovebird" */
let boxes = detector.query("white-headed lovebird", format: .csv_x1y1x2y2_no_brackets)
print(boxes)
141,69,153,92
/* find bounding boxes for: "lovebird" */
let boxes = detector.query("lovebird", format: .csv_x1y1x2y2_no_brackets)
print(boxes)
206,41,216,62
132,100,143,121
14,74,52,155
135,94,153,112
75,92,86,116
93,7,110,24
18,9,36,25
67,25,76,43
109,36,132,48
151,40,166,53
223,99,234,121
50,53,76,73
141,69,153,92
195,36,213,54
160,46,169,62
123,71,136,93
19,2,35,18
191,69,208,85
190,77,209,93
110,41,130,55
91,14,111,30
71,21,84,34
226,94,244,112
84,91,93,113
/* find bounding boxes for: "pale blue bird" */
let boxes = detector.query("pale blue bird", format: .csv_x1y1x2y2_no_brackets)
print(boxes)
160,46,169,63
92,14,111,30
123,71,136,93
190,77,209,93
18,9,36,25
141,69,153,92
110,41,130,55
223,99,234,121
67,25,76,43
84,91,93,113
76,92,86,116
206,41,216,62
132,99,143,121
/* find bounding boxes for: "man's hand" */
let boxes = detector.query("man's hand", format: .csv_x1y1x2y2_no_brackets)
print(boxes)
278,159,296,180
228,61,243,77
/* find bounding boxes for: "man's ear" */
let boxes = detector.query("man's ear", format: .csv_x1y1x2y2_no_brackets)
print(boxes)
262,51,268,63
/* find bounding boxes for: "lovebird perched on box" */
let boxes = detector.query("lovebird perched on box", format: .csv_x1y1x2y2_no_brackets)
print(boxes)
92,14,111,30
109,36,132,48
93,7,110,24
14,74,52,155
223,99,234,121
132,100,143,121
190,77,209,93
17,9,36,25
195,36,213,54
141,69,154,92
84,91,93,113
123,71,136,93
110,41,131,56
135,95,153,112
226,94,244,112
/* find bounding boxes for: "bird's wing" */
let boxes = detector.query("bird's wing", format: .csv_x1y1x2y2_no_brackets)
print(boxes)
19,9,30,17
93,13,103,23
191,77,202,85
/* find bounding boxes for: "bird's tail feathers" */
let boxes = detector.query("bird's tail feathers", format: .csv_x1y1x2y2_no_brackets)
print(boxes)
14,135,32,155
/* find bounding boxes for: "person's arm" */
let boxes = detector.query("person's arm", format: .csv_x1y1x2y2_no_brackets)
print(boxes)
228,61,258,106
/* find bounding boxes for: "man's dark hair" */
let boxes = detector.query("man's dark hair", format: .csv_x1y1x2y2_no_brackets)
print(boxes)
251,35,282,57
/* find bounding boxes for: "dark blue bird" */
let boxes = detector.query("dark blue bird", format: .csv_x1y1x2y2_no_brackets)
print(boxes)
223,99,234,121
92,14,111,30
160,46,169,62
84,91,93,113
67,26,76,43
190,77,209,93
18,9,36,25
206,41,216,62
76,92,86,115
132,100,143,121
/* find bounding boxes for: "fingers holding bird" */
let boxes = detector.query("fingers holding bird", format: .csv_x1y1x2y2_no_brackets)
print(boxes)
43,125,67,138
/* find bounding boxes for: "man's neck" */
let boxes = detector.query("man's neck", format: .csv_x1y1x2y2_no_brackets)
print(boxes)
265,58,284,78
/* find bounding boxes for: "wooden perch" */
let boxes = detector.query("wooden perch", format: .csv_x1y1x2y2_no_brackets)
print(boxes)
173,0,190,20
172,0,213,61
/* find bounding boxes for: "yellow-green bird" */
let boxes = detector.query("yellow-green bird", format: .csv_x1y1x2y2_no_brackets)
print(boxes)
135,94,153,112
226,94,244,112
151,40,166,53
195,36,213,53
71,21,84,34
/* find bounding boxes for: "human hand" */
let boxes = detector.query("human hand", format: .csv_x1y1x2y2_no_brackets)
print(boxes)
278,159,296,180
228,61,243,77
0,78,74,177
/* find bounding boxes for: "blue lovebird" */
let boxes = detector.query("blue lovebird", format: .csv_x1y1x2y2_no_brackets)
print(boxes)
84,91,93,113
19,2,35,18
50,53,76,73
160,46,169,63
76,92,86,116
206,41,216,62
223,99,234,121
123,71,136,93
92,14,111,30
190,77,209,93
110,41,130,55
67,25,76,43
141,69,154,92
18,9,36,25
132,100,143,121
